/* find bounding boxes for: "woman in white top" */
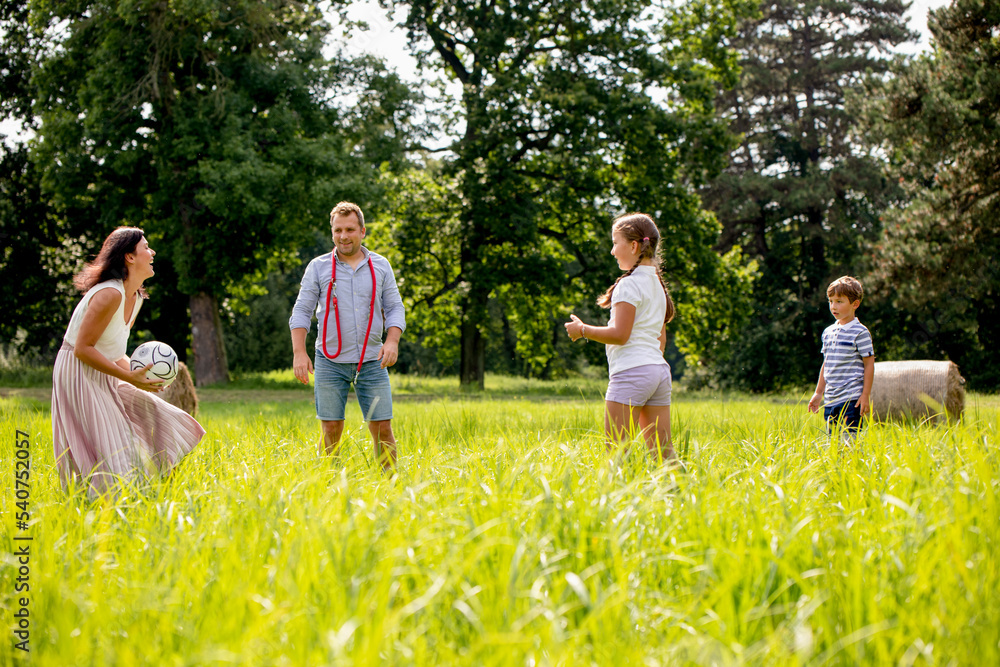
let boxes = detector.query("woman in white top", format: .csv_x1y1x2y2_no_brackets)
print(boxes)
52,227,205,496
564,213,677,463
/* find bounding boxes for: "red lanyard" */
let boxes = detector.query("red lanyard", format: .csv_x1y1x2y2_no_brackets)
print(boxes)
321,250,377,383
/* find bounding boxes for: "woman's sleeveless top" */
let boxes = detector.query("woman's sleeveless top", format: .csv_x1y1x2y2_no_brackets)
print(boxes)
63,280,141,361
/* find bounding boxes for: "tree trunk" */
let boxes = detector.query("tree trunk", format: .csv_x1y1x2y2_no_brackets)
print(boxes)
459,317,485,390
805,207,826,282
459,285,487,390
190,292,228,387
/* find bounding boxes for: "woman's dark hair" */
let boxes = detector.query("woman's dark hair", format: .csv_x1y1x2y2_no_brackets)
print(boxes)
597,212,675,323
73,226,149,298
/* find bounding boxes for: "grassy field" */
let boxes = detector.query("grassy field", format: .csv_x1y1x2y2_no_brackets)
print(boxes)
1,384,998,665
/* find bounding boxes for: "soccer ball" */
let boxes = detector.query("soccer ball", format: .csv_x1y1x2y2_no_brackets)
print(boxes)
130,341,179,388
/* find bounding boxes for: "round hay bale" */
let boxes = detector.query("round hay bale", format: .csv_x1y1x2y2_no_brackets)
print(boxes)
870,360,965,423
161,361,198,417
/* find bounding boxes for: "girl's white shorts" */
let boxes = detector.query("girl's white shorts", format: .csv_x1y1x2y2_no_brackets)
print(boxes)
606,363,672,407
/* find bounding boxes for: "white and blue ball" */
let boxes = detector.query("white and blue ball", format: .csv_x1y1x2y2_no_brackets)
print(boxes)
130,341,179,388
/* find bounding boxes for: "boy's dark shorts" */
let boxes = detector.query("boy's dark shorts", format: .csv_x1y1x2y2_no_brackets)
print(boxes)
824,401,863,432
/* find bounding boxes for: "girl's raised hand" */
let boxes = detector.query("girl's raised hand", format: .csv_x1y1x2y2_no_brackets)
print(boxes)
564,314,585,341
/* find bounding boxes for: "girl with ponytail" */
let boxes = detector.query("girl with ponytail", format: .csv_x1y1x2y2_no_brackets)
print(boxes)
564,213,678,464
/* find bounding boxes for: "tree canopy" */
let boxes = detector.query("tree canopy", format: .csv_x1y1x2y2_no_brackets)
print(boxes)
390,0,754,387
5,0,998,392
701,0,915,390
857,0,1000,389
24,0,415,384
1,1,79,355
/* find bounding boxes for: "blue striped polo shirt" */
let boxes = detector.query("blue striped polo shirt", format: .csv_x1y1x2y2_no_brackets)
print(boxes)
821,317,874,407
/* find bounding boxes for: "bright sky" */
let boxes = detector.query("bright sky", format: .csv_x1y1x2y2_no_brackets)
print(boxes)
0,0,952,145
901,0,951,52
338,0,952,78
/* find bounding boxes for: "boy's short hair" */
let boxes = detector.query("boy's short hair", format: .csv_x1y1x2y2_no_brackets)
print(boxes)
330,201,365,228
827,275,864,303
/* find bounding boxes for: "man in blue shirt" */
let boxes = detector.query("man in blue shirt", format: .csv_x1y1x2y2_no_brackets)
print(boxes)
290,202,406,470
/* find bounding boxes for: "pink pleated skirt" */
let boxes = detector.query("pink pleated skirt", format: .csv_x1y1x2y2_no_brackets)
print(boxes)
51,342,205,496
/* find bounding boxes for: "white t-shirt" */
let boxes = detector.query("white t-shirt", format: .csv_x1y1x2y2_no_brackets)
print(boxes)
606,265,668,376
63,280,141,361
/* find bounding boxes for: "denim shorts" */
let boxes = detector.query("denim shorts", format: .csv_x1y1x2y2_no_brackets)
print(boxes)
606,363,672,407
313,354,394,422
824,400,862,432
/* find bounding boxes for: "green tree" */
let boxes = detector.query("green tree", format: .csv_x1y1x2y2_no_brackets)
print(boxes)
378,164,463,371
28,0,414,384
0,143,82,356
701,0,914,390
223,261,314,375
857,0,1000,389
1,0,82,356
391,0,753,388
0,0,33,124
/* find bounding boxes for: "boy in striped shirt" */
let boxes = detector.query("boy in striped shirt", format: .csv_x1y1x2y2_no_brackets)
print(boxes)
807,276,875,435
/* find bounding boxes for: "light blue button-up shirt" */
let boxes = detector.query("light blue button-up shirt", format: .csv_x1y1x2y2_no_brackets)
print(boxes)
289,247,406,365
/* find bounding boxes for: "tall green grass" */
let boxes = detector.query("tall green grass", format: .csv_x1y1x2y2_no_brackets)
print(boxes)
1,393,998,665
220,369,612,399
1,365,612,401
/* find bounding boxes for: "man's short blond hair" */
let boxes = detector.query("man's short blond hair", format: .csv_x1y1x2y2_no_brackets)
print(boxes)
330,201,365,228
827,275,864,303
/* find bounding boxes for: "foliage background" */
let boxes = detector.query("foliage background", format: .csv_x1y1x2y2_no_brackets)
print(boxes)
2,0,998,392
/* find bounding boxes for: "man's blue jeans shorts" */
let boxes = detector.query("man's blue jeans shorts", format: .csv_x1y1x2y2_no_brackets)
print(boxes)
313,354,394,422
824,400,862,433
